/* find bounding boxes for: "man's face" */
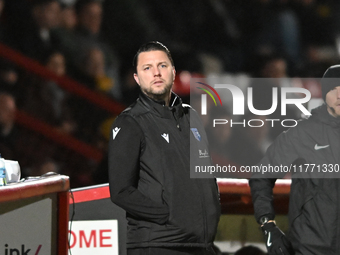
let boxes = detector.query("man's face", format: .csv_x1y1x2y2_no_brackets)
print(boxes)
134,50,175,102
326,86,340,118
33,1,61,29
79,2,102,35
46,53,65,77
0,95,16,125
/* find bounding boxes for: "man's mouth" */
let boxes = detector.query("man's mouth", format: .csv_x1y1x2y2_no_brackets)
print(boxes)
153,80,164,85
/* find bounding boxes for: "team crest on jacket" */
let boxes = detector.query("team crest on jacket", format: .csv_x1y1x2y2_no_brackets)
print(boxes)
191,128,201,141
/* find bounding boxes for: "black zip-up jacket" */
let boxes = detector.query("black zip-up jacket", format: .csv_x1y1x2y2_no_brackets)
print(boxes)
108,92,220,248
249,104,340,255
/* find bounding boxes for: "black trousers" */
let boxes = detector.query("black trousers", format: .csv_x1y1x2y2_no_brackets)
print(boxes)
127,247,216,255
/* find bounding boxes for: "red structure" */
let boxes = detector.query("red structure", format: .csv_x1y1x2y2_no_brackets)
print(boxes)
0,175,70,255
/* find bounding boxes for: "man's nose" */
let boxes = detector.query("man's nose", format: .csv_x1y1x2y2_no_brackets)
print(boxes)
153,67,161,76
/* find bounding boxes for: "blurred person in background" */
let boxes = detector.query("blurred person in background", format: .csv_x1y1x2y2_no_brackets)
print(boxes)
43,50,67,121
21,49,77,135
43,50,78,135
252,0,301,71
0,92,18,159
17,0,61,62
60,3,77,30
51,2,79,65
75,46,115,94
66,46,112,144
68,0,121,99
250,55,300,142
249,65,340,254
0,59,19,97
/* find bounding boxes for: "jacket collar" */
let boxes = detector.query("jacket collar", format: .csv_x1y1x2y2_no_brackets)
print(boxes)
311,104,340,128
138,91,184,119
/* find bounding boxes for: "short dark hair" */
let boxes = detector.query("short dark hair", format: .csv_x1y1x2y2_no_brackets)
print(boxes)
133,41,174,72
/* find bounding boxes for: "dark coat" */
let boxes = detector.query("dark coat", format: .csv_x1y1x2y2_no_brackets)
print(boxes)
109,92,220,248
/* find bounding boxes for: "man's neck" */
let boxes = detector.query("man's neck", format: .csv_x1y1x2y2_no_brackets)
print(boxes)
144,91,171,106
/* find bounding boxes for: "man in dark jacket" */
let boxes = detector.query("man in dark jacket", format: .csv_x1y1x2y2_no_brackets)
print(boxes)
249,65,340,255
108,41,220,255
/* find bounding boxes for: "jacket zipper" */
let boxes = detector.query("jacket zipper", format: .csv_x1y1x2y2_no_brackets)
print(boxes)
172,109,181,130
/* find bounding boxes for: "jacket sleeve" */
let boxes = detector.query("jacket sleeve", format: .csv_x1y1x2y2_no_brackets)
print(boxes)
108,114,169,224
249,126,300,223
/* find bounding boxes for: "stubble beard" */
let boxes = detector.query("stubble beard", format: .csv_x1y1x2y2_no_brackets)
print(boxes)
143,82,173,102
327,105,340,118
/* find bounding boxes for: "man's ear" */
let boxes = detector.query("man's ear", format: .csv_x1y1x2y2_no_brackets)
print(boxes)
134,73,140,86
172,67,176,82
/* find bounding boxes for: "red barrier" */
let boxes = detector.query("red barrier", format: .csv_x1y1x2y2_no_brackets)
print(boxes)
218,179,291,214
0,42,126,115
217,179,291,195
0,175,70,255
68,179,291,215
15,109,103,162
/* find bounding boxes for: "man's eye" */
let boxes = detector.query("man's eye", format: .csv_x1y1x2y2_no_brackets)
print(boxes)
144,67,150,70
161,64,166,68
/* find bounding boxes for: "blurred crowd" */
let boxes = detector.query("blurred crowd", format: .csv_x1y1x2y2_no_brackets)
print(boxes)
0,0,339,187
0,0,122,187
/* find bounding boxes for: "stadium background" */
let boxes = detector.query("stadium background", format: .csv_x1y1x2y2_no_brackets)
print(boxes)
0,0,338,253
